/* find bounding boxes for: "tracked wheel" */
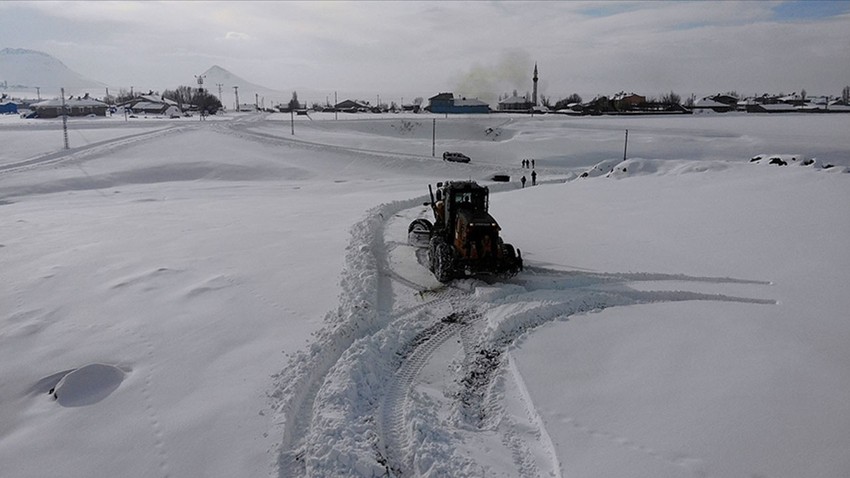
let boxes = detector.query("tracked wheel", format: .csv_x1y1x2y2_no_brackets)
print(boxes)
430,237,454,283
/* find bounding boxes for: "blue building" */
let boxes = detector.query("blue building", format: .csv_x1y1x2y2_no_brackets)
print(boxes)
427,92,489,114
0,101,18,114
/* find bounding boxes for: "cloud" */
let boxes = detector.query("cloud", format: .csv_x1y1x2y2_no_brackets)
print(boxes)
222,31,253,42
2,1,849,100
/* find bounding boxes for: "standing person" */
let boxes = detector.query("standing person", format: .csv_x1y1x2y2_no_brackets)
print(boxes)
531,159,535,169
531,169,537,186
521,175,526,188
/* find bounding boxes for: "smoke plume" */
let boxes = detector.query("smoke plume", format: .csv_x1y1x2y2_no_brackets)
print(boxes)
452,49,534,106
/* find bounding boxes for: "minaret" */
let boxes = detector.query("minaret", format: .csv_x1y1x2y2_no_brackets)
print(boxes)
532,63,539,106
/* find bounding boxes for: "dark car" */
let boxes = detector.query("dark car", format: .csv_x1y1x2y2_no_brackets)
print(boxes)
443,152,470,163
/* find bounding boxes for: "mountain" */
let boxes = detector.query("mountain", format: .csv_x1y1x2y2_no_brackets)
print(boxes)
0,48,105,92
200,65,288,108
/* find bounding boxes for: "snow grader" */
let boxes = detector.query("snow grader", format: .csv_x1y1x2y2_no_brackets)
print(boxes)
408,180,523,283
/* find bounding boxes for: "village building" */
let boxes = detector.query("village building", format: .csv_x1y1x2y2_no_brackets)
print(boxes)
611,92,646,110
0,101,18,114
711,94,740,107
427,93,489,114
401,103,421,113
30,96,109,118
119,94,181,116
747,102,798,113
498,94,534,111
333,99,370,113
693,96,737,113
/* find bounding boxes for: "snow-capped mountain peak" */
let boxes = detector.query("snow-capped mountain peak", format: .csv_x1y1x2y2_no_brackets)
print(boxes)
0,47,105,91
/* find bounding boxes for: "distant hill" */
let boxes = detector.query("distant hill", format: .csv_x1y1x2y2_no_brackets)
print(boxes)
200,65,288,108
0,48,105,92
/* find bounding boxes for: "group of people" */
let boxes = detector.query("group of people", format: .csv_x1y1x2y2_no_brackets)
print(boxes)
520,159,537,188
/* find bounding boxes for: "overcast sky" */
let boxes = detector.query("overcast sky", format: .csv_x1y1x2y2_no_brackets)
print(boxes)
2,1,849,104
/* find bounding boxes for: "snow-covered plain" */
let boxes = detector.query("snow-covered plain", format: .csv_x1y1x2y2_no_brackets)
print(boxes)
1,111,848,478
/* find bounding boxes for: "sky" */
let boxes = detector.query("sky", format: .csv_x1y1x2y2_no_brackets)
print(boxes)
1,0,850,105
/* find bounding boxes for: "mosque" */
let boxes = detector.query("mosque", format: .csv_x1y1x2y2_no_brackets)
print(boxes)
497,63,539,112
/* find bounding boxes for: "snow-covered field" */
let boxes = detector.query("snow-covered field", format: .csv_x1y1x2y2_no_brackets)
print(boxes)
1,111,848,478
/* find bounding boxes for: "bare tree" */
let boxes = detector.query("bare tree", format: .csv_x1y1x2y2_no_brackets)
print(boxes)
192,89,222,114
553,93,582,110
660,91,681,106
114,89,135,104
163,86,194,109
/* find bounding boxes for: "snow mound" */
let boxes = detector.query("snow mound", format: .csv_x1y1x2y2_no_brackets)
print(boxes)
748,153,849,172
579,157,732,179
50,363,126,407
750,153,812,167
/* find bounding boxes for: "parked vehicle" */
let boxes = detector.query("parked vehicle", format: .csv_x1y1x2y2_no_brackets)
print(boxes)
442,151,471,163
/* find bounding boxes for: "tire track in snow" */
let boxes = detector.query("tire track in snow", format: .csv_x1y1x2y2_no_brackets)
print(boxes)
269,197,427,478
379,308,474,476
0,125,186,175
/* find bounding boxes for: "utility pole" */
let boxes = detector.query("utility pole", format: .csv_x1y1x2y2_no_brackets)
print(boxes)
432,118,436,157
290,109,295,135
60,87,69,150
255,93,259,111
233,86,240,112
36,86,41,100
623,129,629,161
334,91,338,120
